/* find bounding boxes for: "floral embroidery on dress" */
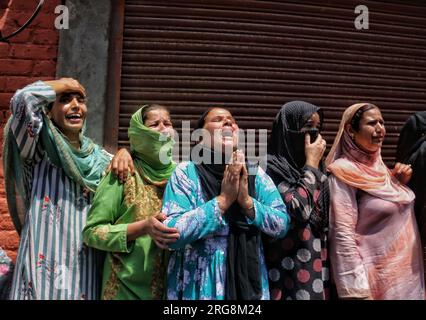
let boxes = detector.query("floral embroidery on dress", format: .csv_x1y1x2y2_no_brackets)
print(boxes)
41,196,62,225
124,174,164,221
102,254,121,300
42,196,50,209
150,250,168,299
93,225,109,241
36,253,47,269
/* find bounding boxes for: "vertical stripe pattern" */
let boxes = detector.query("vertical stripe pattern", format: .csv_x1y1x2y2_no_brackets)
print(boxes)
10,158,102,300
8,81,103,300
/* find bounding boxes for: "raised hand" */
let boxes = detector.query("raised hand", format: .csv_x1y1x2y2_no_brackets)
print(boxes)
392,162,413,185
216,150,243,213
107,148,135,183
237,163,255,219
305,133,327,169
44,78,86,97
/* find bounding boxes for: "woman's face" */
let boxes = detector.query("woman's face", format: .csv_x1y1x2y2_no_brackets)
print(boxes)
144,109,174,136
350,107,386,153
48,92,87,139
301,112,321,132
202,108,239,152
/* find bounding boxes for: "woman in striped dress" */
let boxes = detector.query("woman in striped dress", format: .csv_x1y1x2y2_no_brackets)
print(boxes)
3,78,132,300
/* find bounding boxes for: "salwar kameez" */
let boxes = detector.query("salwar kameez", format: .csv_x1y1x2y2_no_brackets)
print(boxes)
83,172,167,300
6,82,110,300
162,161,289,300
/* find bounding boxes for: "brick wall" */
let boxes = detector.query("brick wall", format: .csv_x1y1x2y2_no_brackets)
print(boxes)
0,0,60,262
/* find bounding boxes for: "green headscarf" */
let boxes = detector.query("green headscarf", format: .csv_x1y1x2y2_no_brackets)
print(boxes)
128,105,176,184
3,109,111,234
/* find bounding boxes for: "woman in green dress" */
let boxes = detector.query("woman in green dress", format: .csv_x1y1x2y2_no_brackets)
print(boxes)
83,104,180,300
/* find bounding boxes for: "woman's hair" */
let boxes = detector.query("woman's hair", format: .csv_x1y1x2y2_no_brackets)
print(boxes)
196,107,228,129
141,104,169,124
350,103,379,132
196,108,214,130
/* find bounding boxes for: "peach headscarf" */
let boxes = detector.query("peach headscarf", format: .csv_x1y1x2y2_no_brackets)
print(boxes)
325,103,414,204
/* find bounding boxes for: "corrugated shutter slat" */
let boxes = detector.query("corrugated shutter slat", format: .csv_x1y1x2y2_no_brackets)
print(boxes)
118,0,426,165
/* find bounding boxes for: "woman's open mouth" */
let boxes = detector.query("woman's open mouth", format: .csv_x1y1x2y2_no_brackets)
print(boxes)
221,128,234,140
65,113,83,124
372,136,384,143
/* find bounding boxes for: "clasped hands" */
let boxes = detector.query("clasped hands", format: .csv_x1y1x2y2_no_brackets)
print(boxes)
216,150,255,219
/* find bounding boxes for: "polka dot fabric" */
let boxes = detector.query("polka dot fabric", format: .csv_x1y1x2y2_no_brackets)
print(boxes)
264,167,330,300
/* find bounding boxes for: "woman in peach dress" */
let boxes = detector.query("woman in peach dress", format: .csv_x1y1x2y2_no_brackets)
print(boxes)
326,103,424,300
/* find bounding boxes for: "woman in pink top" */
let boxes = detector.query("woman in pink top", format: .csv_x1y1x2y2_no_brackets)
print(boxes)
325,103,424,300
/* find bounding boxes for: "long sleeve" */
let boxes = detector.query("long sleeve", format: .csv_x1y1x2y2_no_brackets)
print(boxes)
250,167,290,239
277,165,326,230
329,175,371,299
83,173,132,253
162,164,226,250
9,81,56,161
162,164,289,250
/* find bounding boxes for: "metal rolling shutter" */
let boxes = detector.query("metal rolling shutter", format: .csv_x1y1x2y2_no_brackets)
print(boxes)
112,0,426,165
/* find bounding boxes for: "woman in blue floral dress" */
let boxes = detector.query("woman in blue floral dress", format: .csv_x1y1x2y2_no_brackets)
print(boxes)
162,107,290,300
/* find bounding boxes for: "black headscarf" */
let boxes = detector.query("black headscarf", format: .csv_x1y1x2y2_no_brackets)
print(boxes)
192,110,262,300
396,111,426,224
266,101,329,233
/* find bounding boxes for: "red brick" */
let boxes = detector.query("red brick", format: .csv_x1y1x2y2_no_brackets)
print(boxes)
9,1,46,11
0,43,11,58
5,76,41,92
0,109,11,123
42,0,62,12
0,230,19,249
0,58,33,76
4,10,57,28
33,28,59,45
4,250,17,263
0,77,5,91
32,59,57,76
1,25,32,43
0,93,13,108
32,13,57,29
0,216,14,231
0,196,9,205
1,9,61,45
10,44,58,60
3,9,33,27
